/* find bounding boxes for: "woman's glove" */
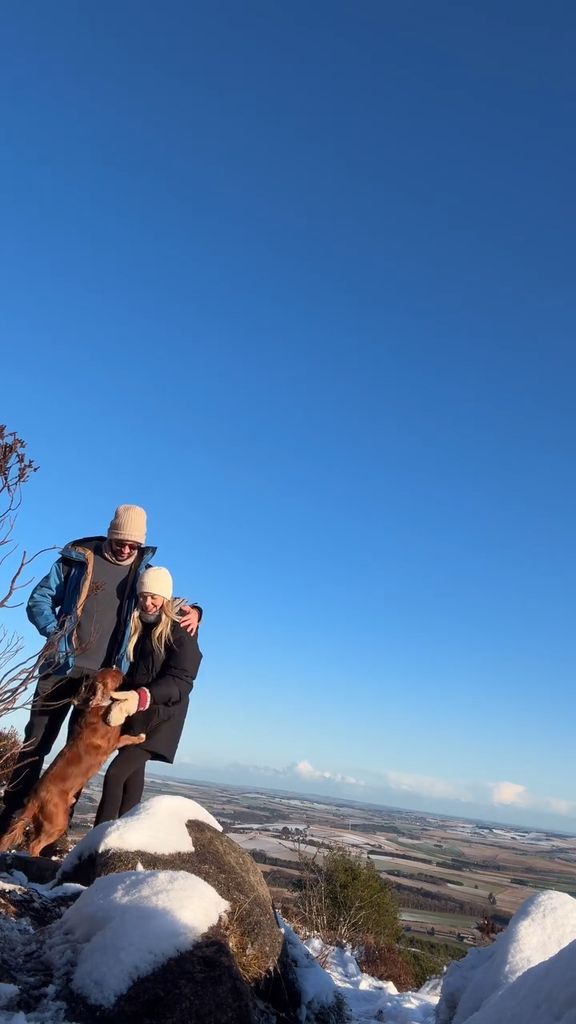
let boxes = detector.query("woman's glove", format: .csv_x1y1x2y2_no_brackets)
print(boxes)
107,688,151,726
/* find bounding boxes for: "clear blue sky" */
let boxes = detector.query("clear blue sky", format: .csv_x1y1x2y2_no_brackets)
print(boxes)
2,1,575,829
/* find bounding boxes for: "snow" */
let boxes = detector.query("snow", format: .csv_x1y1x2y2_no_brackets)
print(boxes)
58,795,222,876
4,828,576,1023
49,869,229,1008
280,916,438,1023
230,834,306,859
308,939,439,1024
281,890,576,1023
437,891,576,1024
309,938,436,1023
280,917,341,1016
28,882,85,899
462,938,576,1024
0,984,19,1009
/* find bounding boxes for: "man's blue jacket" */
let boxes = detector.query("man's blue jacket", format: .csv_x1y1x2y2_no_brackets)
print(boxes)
27,536,157,676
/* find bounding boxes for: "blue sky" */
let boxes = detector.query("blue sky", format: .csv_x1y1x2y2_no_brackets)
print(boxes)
1,1,575,830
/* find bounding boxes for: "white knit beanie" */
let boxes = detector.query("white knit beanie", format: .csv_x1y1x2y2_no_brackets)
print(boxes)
137,567,173,600
107,505,147,545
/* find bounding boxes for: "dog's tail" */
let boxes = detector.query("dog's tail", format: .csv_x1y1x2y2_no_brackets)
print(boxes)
0,800,39,853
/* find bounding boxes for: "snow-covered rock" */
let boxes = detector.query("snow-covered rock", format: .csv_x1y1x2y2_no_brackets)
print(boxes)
437,891,576,1024
280,918,349,1022
57,795,221,881
49,869,229,1007
57,796,285,987
464,938,576,1024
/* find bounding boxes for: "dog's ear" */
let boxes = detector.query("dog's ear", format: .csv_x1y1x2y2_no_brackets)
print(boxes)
89,683,105,707
87,668,118,706
72,675,94,707
109,668,124,691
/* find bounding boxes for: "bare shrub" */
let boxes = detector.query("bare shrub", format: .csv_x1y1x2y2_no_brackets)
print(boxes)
356,938,416,991
0,725,21,789
0,425,39,610
0,424,58,719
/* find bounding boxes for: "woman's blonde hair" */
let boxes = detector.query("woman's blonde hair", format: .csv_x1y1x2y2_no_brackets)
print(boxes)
127,598,181,662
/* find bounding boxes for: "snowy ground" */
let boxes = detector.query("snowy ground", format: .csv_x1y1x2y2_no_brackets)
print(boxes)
1,797,576,1023
281,918,440,1024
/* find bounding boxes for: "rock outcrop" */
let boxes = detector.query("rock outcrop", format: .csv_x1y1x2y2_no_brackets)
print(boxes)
437,890,576,1024
0,797,348,1024
58,796,283,983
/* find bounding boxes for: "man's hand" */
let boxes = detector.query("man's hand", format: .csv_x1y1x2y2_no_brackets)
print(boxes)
179,603,201,635
107,690,139,727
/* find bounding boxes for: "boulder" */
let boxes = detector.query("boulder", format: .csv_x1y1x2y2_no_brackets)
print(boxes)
51,797,347,1024
0,851,60,885
58,796,283,982
0,875,81,1015
66,935,263,1024
437,890,576,1024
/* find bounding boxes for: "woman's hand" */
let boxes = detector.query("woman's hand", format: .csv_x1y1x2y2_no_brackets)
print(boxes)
106,690,140,726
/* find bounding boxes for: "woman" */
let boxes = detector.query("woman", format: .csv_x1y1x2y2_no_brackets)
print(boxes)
94,566,202,824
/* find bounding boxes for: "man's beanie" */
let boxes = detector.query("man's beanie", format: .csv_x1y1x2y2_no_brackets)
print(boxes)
107,505,147,545
137,567,173,600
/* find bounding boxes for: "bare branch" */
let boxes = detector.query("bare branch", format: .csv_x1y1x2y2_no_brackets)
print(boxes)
0,546,57,610
0,519,17,553
0,425,56,730
0,426,38,500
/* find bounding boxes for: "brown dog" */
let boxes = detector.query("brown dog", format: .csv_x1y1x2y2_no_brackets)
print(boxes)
0,668,145,857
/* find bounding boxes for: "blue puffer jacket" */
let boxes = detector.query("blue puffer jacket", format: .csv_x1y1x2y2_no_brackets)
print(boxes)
27,536,157,677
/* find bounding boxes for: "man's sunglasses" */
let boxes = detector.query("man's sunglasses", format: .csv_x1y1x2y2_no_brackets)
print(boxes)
111,540,141,552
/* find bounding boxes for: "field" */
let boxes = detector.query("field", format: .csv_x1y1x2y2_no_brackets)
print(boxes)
74,773,576,947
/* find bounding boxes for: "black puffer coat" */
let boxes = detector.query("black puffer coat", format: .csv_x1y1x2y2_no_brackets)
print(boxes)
121,620,202,762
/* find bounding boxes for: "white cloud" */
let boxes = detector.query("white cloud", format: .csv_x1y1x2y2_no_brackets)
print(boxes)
548,797,576,816
187,758,366,787
294,760,365,786
294,759,324,779
384,770,471,801
491,781,576,817
492,781,529,806
177,756,576,823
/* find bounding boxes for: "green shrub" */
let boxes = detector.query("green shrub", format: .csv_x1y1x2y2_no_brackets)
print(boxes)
294,846,401,947
398,936,467,988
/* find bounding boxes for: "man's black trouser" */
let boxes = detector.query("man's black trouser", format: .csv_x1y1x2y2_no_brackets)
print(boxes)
0,668,90,826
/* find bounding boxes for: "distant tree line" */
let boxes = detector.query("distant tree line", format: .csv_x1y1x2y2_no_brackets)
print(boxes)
390,882,510,920
249,850,299,871
366,850,435,865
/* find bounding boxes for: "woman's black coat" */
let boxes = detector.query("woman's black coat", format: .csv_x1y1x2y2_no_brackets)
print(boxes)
121,620,202,762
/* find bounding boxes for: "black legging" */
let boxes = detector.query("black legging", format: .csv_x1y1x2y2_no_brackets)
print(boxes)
94,747,153,825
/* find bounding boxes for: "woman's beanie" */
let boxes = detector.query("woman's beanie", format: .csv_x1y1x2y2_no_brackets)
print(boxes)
137,566,173,600
107,505,147,545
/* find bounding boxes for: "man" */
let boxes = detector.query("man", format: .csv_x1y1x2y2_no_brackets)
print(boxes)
0,504,201,835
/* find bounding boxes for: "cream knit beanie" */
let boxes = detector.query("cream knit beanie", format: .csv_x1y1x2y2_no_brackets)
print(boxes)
107,505,147,545
137,566,173,600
